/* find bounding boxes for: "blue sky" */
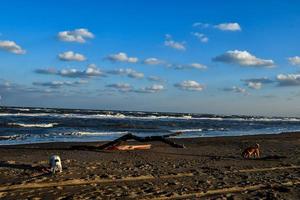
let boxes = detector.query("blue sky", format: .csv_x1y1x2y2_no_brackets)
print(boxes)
1,0,300,116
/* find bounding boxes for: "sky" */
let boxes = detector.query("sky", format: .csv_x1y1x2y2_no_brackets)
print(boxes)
1,0,300,117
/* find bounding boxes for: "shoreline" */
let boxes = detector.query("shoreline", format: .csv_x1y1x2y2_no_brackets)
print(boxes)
0,131,299,199
1,130,299,147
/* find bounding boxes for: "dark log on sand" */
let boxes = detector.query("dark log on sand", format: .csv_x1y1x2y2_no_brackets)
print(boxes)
71,132,185,151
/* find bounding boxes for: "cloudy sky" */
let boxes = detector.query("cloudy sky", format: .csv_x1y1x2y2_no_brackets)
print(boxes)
1,0,300,116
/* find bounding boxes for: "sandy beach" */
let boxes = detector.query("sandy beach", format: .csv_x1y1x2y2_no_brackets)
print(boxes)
0,132,299,199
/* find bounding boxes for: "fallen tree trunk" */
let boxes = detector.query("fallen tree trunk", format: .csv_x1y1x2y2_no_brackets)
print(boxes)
71,132,185,151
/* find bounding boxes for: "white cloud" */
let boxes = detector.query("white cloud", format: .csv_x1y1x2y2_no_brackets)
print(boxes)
58,28,94,43
35,68,58,75
276,73,300,86
213,50,275,67
107,68,144,79
192,22,210,28
189,63,207,69
191,32,208,43
247,82,262,90
0,80,13,90
143,58,164,65
147,76,164,82
106,52,138,63
164,34,186,51
193,22,241,31
288,56,300,66
106,83,133,92
35,64,104,78
174,80,204,91
33,80,87,88
106,83,164,94
0,80,59,97
223,86,248,95
214,23,241,31
135,84,164,93
0,40,26,54
85,64,103,76
58,51,86,61
243,77,274,84
60,65,103,78
174,63,207,70
242,77,273,89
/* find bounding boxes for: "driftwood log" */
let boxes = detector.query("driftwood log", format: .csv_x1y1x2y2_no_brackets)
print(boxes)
71,132,185,151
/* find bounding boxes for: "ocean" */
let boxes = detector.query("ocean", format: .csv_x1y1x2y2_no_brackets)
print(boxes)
1,106,300,145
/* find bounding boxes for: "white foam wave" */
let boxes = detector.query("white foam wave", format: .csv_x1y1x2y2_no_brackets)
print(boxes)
1,112,300,122
8,123,59,128
170,128,203,133
13,108,30,111
170,128,229,133
223,117,300,122
197,117,224,120
0,113,52,117
0,135,21,140
70,131,128,136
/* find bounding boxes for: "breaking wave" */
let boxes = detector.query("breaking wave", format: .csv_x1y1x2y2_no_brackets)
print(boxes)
70,131,128,136
8,123,59,128
1,111,300,122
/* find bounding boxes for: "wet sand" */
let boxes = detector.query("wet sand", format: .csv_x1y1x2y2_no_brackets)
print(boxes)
0,132,300,199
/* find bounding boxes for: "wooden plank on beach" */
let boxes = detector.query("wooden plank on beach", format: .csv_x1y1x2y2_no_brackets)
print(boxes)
148,180,300,200
0,173,194,192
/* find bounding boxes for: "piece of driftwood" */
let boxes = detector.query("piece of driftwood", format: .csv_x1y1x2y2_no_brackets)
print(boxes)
71,132,185,150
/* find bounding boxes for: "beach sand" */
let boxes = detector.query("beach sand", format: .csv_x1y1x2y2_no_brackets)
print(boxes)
0,132,300,199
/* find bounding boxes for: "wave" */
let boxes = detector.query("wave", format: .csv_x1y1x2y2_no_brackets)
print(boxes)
221,117,300,122
170,128,203,133
67,131,129,136
0,134,25,140
170,128,229,133
8,123,59,128
12,108,30,111
1,112,300,122
0,113,53,117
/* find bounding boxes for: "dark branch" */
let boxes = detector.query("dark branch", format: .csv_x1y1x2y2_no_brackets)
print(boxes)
71,132,185,151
